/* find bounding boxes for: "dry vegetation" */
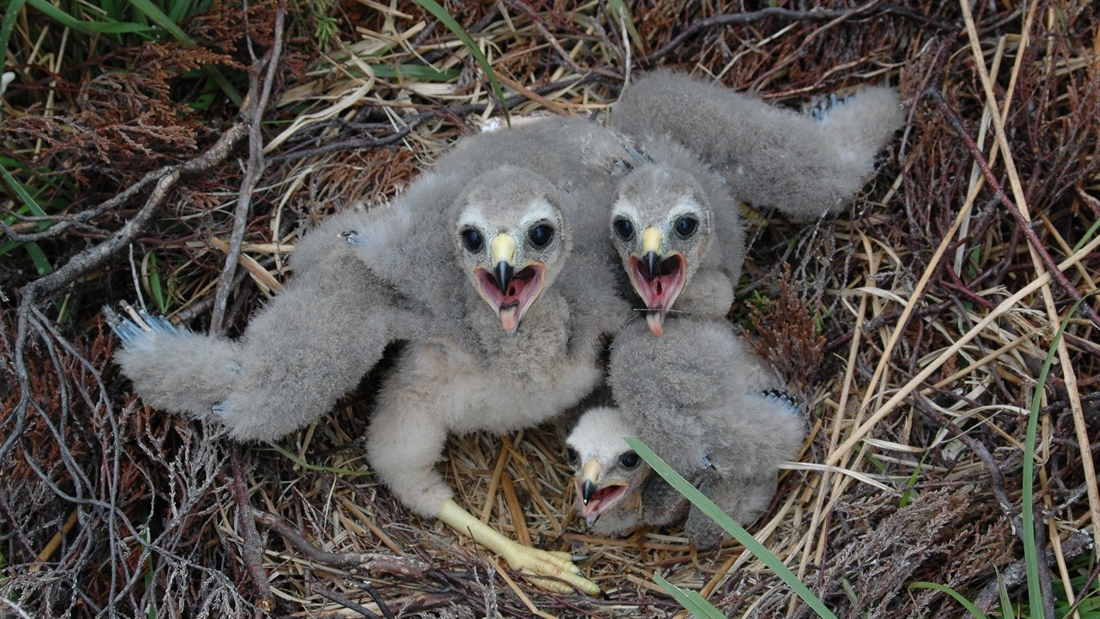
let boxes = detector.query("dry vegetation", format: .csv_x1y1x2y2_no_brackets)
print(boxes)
2,0,1099,617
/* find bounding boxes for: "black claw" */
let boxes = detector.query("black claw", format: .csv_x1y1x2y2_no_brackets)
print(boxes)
759,389,801,415
811,93,851,121
340,230,360,247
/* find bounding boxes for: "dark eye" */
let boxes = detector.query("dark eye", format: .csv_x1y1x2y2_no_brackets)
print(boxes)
619,452,640,469
565,447,579,465
461,229,483,252
528,224,554,248
613,218,634,240
674,216,698,238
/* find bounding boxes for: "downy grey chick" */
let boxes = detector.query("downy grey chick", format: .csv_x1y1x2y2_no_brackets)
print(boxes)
608,70,904,335
596,318,805,547
613,69,905,220
563,407,690,535
608,139,744,336
110,116,650,595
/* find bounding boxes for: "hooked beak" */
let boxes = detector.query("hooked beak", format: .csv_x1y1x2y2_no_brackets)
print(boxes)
581,480,597,505
472,233,546,337
628,227,686,337
493,260,514,294
642,251,659,280
580,460,601,505
576,459,631,527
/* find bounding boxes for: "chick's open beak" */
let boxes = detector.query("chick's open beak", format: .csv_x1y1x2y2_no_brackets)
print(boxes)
472,233,546,338
628,227,686,337
576,459,631,527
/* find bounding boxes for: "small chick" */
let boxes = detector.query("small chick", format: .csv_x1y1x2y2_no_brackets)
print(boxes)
597,319,806,547
563,407,650,534
564,407,697,537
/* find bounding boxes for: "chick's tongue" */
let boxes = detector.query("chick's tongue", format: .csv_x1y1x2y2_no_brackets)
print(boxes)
498,305,519,332
582,499,603,519
581,486,622,518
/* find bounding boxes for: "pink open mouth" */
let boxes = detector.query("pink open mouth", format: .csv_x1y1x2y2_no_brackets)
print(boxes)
474,264,545,336
628,254,685,336
578,482,629,527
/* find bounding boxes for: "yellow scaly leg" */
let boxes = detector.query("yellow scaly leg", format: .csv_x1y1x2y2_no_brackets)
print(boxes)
436,499,599,595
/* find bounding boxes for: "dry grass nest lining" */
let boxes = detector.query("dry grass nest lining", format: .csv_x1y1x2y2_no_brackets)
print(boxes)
1,0,1099,617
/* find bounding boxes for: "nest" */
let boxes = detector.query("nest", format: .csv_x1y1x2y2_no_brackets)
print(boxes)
2,1,1098,617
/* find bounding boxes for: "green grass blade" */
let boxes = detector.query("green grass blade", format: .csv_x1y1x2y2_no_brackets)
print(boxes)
909,582,988,619
412,0,510,124
1071,216,1100,253
653,573,726,619
1,165,59,266
24,241,53,275
367,64,461,82
126,0,192,43
1,0,29,73
146,251,167,314
25,0,152,34
1022,293,1093,619
898,449,927,508
0,165,54,274
266,443,374,477
839,578,861,610
0,163,49,218
606,0,641,51
996,570,1015,619
626,437,838,619
167,0,193,23
99,0,123,20
200,65,243,107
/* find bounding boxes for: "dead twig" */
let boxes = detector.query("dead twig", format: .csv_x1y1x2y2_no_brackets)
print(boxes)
230,446,276,612
925,88,1100,331
2,121,248,463
348,580,398,619
974,530,1092,613
251,509,430,578
917,403,1021,535
314,585,385,619
210,1,286,335
643,2,953,64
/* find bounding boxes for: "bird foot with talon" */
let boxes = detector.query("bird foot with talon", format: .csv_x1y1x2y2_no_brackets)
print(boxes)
436,499,599,595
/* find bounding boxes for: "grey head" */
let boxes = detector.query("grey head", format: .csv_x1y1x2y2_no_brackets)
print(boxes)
564,407,649,531
453,166,571,338
610,165,713,336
